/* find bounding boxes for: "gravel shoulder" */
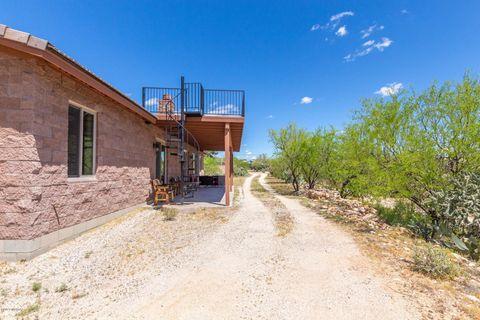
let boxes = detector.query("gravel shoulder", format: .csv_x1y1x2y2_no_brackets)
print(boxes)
1,173,420,319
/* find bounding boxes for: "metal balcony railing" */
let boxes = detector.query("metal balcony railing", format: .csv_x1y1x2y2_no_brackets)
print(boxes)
142,83,245,117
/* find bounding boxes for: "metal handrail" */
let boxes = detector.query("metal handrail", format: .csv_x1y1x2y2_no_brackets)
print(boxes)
142,85,245,117
163,91,201,152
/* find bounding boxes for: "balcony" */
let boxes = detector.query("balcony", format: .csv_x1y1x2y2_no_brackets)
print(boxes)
142,83,245,117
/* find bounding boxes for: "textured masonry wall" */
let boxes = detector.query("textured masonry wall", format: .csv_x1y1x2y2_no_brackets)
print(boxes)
0,48,199,240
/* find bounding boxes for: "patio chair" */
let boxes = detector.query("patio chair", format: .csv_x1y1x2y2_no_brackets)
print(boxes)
169,177,181,195
151,179,175,205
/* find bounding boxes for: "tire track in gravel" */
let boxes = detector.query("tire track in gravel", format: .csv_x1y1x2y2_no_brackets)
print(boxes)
112,173,420,319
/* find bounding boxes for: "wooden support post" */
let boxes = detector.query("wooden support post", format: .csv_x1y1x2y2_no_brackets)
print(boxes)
230,147,234,192
224,123,231,206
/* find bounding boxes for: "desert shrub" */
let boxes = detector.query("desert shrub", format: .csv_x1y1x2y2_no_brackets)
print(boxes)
251,154,270,172
55,283,68,293
31,282,41,293
375,202,428,227
234,166,248,176
17,303,40,317
412,244,460,279
162,207,178,221
233,157,250,176
427,172,480,260
204,156,222,175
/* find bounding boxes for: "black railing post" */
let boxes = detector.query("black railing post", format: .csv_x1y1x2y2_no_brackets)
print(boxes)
200,85,204,115
142,87,145,109
242,91,245,117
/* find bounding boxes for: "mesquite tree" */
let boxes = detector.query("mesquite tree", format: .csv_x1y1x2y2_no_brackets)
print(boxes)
269,123,306,192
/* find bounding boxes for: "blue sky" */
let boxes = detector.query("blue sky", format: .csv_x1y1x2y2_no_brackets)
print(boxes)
2,1,480,159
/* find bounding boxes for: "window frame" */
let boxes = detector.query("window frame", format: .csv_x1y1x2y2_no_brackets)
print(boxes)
155,138,168,184
67,101,97,181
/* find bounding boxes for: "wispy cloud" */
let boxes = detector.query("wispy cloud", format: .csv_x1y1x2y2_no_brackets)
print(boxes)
344,37,393,62
401,9,409,15
300,96,313,104
362,39,375,46
145,98,158,107
266,115,274,119
375,82,403,97
335,26,348,37
330,11,354,22
375,37,393,50
360,24,384,39
311,11,354,32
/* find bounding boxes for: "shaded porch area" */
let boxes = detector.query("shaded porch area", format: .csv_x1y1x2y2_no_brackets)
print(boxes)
170,185,234,208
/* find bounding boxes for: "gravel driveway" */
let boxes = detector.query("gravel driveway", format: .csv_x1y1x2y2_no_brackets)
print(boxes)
1,173,420,319
124,173,419,319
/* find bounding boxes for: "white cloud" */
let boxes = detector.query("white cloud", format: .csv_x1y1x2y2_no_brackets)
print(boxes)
362,40,375,46
245,150,252,155
145,98,158,107
360,24,384,39
374,37,392,51
401,9,409,15
375,82,403,97
330,11,354,22
335,25,348,37
209,103,239,114
313,10,354,33
266,115,274,119
300,96,313,104
344,37,393,62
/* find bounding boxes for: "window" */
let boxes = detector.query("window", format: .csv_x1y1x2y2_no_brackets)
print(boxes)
155,142,167,183
68,105,96,177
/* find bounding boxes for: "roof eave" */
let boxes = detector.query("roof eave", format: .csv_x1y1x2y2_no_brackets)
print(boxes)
0,24,156,123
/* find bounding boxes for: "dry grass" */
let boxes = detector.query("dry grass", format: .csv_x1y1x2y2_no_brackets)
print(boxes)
192,207,228,223
265,177,480,320
161,207,178,221
251,176,294,237
233,176,247,208
264,176,296,196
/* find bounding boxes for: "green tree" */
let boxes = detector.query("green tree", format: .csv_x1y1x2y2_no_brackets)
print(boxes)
269,123,307,192
233,157,250,176
204,155,222,175
251,153,270,172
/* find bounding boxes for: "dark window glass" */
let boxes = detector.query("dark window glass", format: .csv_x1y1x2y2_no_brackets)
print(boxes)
82,112,94,175
161,145,166,182
155,144,167,182
68,106,81,177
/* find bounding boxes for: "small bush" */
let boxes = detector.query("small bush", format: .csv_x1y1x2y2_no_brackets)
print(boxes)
412,244,460,279
375,202,429,228
55,283,68,293
16,302,40,317
31,282,41,293
162,208,178,221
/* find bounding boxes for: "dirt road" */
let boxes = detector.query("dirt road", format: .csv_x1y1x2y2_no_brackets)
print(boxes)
121,173,419,319
1,173,420,319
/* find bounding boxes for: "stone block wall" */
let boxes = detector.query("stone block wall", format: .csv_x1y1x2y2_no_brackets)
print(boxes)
0,48,200,241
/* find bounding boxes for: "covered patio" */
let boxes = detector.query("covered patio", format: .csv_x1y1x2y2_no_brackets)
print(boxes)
143,79,244,207
171,186,234,208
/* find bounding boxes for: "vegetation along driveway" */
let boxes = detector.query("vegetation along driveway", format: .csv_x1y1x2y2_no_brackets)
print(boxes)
1,173,420,319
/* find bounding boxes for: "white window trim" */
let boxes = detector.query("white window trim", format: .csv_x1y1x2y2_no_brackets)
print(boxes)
68,100,97,180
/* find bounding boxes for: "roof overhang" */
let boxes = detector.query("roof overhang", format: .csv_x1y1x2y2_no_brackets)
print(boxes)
157,116,244,152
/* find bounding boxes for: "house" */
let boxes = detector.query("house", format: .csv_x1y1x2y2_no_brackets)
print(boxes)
0,25,245,261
